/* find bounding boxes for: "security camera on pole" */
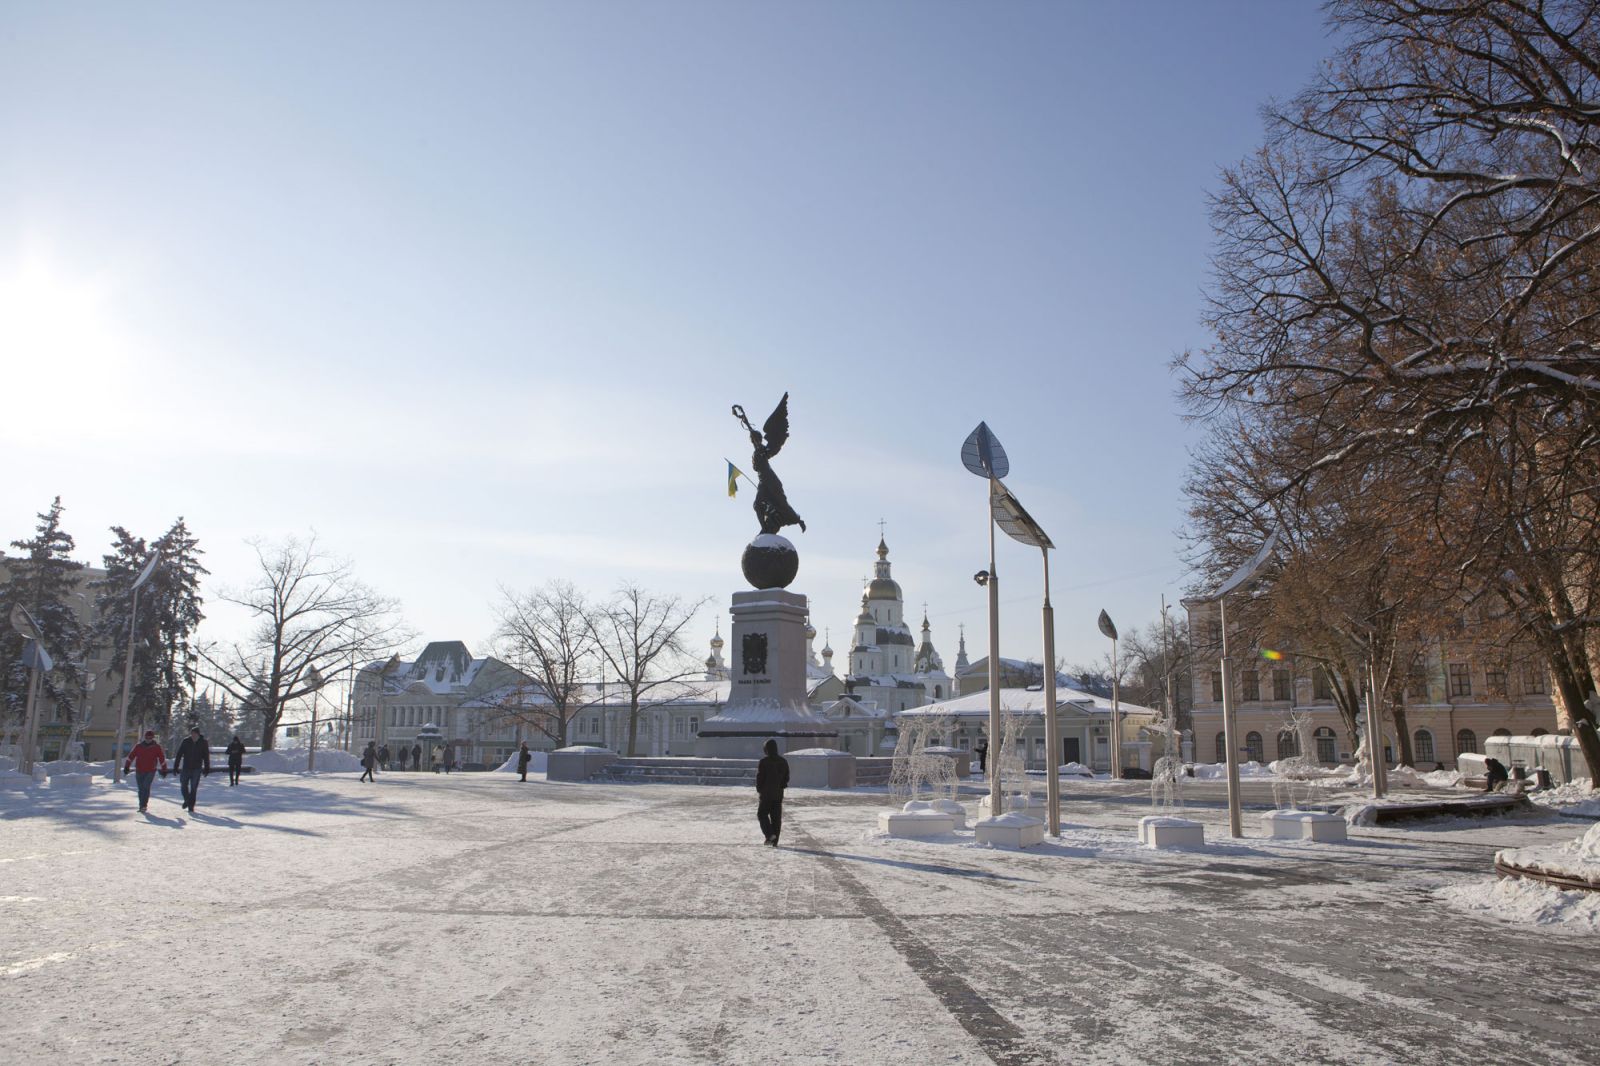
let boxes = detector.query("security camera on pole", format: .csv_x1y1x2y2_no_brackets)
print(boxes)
112,553,161,784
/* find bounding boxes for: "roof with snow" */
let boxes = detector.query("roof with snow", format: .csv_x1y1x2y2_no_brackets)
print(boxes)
897,685,1158,720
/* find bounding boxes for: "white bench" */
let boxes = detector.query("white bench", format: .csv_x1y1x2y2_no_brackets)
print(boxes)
879,802,958,838
1261,810,1348,842
974,811,1046,848
1138,815,1205,849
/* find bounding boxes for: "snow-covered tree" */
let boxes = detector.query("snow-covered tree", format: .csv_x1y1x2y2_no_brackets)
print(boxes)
0,498,86,746
93,518,207,737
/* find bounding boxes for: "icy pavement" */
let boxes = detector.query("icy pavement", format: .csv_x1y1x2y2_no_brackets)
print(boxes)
2,773,1596,1066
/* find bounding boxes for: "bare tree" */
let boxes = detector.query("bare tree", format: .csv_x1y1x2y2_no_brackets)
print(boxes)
1182,0,1600,782
589,584,707,757
198,535,407,750
491,580,600,749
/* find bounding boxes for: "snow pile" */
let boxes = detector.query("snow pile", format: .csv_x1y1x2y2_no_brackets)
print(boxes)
1496,823,1600,885
1344,804,1378,827
1058,762,1094,777
552,745,610,753
41,759,115,778
1527,779,1600,818
493,750,548,773
246,748,363,774
1420,769,1462,788
1191,760,1276,780
1439,877,1600,932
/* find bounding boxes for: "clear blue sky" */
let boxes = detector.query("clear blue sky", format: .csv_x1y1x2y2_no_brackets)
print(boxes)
0,2,1331,676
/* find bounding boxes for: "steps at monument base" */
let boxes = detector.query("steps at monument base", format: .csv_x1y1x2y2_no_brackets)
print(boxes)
592,758,760,787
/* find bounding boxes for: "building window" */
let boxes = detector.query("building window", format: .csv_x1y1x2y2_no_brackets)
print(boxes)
688,717,698,734
1414,729,1435,765
1215,732,1226,762
1313,669,1332,701
1456,728,1477,755
1314,727,1337,765
1485,666,1507,697
1277,730,1299,760
1242,670,1260,701
1492,727,1512,737
1532,728,1548,737
1211,672,1223,703
1244,731,1264,763
934,685,943,699
1448,663,1472,698
1522,664,1546,695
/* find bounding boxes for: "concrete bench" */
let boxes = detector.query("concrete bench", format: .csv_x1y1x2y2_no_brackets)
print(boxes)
879,804,958,838
1262,810,1347,842
974,811,1045,848
1138,815,1205,849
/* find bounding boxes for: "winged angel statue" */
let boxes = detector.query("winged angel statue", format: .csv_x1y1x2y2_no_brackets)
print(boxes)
733,394,806,536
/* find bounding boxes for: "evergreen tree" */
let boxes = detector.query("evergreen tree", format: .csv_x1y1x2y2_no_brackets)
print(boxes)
93,518,207,736
0,498,86,740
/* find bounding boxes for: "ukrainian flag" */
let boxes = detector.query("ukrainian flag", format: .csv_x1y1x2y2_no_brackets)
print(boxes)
727,461,743,497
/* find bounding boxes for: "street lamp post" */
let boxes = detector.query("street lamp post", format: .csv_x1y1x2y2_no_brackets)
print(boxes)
10,605,53,777
1200,529,1279,839
1098,610,1121,779
112,553,161,784
962,423,1010,821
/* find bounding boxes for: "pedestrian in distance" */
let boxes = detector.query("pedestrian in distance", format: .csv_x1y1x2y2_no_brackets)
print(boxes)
123,730,168,813
172,726,211,813
975,738,989,775
431,746,442,773
360,741,379,783
225,735,246,786
411,743,422,771
517,742,532,782
443,747,455,774
755,739,789,847
378,743,390,771
1484,756,1510,793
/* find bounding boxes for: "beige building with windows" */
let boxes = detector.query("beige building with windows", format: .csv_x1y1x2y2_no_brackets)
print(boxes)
1184,600,1560,768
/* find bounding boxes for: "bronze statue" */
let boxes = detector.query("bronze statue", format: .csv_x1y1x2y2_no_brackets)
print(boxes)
733,394,806,536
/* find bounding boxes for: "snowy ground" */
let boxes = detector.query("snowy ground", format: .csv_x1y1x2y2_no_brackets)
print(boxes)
2,771,1596,1066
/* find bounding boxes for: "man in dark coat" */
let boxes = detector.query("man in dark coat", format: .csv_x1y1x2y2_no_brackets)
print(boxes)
755,739,790,847
517,742,532,782
1484,757,1510,792
377,744,390,771
974,738,989,775
225,735,246,786
171,726,211,813
411,743,422,771
123,730,168,813
360,741,379,783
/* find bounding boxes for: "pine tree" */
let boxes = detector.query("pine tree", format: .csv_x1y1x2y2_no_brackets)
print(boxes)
93,518,207,737
0,498,86,742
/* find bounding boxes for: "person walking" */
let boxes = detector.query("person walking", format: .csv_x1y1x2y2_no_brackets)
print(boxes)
411,743,422,771
360,741,380,783
516,742,532,782
225,735,246,786
443,747,455,774
123,730,168,813
755,739,789,847
171,726,211,813
377,744,390,771
431,745,442,773
975,738,989,776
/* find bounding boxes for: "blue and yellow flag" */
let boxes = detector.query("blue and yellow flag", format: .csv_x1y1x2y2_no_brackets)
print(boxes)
727,461,743,497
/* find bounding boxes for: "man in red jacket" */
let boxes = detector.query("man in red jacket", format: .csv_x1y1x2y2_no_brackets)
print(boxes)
123,730,168,813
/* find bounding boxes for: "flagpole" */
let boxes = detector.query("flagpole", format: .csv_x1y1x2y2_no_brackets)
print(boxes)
722,459,758,491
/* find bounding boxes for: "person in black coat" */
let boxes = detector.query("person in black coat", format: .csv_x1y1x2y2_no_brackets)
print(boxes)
172,727,211,812
411,743,422,771
1484,756,1510,792
974,738,989,775
360,741,379,783
225,735,246,786
517,742,532,782
755,739,790,847
377,744,390,771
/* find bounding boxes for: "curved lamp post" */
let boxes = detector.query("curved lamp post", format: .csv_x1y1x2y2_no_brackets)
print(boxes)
961,423,1010,821
112,553,161,783
1197,529,1279,838
1098,610,1121,779
9,604,52,776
